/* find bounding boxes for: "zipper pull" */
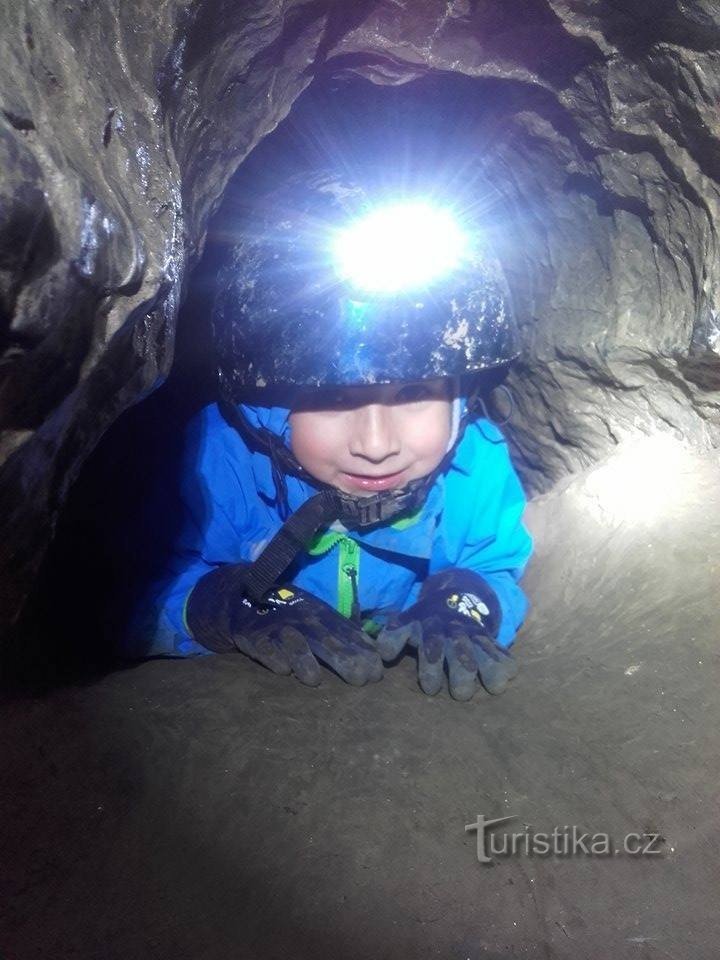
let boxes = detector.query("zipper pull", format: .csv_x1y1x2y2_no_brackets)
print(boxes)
342,540,361,623
338,538,361,623
343,564,361,623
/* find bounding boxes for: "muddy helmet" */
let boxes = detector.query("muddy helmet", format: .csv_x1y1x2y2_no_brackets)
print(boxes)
213,170,519,400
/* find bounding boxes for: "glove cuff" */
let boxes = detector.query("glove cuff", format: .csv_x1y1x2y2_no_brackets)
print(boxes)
185,564,248,653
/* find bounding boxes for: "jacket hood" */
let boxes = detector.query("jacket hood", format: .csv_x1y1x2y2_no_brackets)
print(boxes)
239,402,293,448
237,401,307,505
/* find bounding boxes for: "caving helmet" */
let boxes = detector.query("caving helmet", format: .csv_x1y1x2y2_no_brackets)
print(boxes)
214,170,518,396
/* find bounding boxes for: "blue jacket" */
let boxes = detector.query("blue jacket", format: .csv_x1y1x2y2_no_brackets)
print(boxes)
125,401,533,658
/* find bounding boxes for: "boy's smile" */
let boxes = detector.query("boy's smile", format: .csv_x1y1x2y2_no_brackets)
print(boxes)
339,467,409,493
289,379,453,497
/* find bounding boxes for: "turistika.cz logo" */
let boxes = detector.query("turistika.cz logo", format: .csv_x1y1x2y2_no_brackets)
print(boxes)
465,814,666,864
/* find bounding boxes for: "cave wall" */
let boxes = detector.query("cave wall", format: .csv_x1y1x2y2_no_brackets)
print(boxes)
2,0,720,636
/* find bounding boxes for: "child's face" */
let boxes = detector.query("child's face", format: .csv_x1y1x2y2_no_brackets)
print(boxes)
289,379,452,496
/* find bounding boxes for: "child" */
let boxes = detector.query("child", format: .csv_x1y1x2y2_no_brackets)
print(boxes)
129,172,533,701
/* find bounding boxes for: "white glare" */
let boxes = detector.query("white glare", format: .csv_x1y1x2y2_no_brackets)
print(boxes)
580,433,698,527
332,201,468,293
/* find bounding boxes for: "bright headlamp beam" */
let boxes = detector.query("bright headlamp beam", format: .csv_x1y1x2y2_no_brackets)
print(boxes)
332,201,468,294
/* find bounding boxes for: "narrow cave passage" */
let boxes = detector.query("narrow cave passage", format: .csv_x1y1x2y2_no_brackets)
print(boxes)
2,15,720,960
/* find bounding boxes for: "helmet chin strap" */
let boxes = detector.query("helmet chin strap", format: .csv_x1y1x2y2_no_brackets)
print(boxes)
218,386,479,605
446,388,462,453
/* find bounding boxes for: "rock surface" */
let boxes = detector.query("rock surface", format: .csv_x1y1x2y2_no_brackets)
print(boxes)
2,0,720,634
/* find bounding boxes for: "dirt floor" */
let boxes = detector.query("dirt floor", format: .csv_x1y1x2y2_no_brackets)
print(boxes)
1,443,719,959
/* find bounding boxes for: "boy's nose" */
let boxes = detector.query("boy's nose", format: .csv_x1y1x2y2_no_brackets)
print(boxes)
347,404,402,465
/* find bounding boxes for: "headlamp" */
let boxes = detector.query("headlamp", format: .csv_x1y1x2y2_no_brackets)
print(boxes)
331,201,469,294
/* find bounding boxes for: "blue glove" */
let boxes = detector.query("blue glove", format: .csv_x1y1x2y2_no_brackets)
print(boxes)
376,568,518,700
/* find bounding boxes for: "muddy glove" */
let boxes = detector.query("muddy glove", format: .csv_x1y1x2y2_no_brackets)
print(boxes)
376,568,518,701
186,564,383,687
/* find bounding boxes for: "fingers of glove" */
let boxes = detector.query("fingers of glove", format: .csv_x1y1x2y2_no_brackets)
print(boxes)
417,626,445,696
466,633,518,694
276,624,322,687
446,625,481,701
375,624,406,661
338,621,384,660
313,607,385,658
232,630,292,676
447,656,480,701
447,623,481,674
364,653,384,684
476,650,519,695
324,619,384,683
468,631,508,664
376,619,422,661
303,622,381,686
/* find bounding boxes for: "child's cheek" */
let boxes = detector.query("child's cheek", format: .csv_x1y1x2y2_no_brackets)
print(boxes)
403,401,451,461
289,412,343,478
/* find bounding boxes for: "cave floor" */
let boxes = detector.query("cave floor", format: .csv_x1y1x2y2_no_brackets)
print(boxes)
2,456,720,960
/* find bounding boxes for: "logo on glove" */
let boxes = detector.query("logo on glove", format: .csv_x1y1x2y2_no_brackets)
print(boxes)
447,592,491,627
241,586,304,615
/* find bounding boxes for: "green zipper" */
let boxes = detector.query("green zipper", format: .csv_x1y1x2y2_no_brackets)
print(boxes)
305,506,424,622
338,537,360,621
306,530,361,620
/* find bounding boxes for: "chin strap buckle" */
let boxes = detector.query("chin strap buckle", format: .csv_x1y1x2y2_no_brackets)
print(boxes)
336,483,424,527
